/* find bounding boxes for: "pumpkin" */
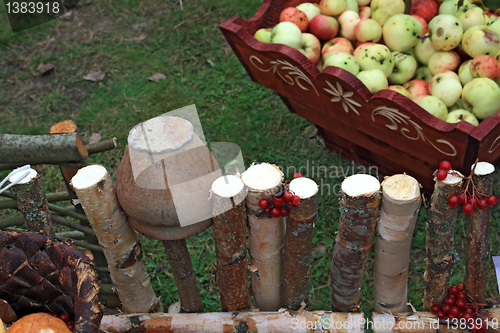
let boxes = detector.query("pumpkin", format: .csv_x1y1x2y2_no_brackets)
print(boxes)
7,313,71,333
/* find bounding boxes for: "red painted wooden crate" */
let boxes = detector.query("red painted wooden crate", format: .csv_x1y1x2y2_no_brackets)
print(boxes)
219,0,500,191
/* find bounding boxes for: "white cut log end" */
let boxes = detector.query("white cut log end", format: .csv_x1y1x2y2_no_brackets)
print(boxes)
341,174,380,197
128,116,194,153
442,170,463,185
289,177,318,199
211,175,244,198
473,161,495,176
382,174,420,201
9,167,37,184
71,164,108,190
241,163,282,191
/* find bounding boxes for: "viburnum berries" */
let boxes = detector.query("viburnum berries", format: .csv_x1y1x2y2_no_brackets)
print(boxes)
258,173,303,218
436,160,497,214
430,283,486,332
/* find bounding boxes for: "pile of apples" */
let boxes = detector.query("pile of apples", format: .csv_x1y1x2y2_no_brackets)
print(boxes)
253,0,500,125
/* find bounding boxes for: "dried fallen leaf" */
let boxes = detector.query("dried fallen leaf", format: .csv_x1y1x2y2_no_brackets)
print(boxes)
311,244,327,259
37,63,55,76
83,70,105,82
147,73,166,82
124,33,147,42
88,132,102,145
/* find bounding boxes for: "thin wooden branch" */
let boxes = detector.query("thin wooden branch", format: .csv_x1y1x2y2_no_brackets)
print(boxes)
0,133,88,164
0,191,70,209
163,239,204,313
86,138,117,155
50,214,95,236
0,215,24,228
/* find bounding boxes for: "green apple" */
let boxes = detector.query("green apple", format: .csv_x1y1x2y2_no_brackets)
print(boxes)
418,95,448,120
254,28,272,43
414,66,433,81
458,59,474,85
429,71,462,107
462,77,500,119
461,25,500,58
320,0,347,16
388,52,417,85
355,18,382,42
438,0,471,15
382,14,423,52
446,109,479,126
346,0,359,12
371,0,405,15
357,69,388,93
428,14,463,51
414,35,437,65
455,4,484,31
323,51,360,75
300,33,321,64
355,43,394,77
270,22,302,50
387,85,411,98
296,3,321,22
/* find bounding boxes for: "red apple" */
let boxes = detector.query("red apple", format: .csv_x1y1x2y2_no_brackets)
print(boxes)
308,14,339,41
322,37,354,61
470,55,500,81
409,0,439,22
411,15,428,35
280,7,309,32
403,79,430,103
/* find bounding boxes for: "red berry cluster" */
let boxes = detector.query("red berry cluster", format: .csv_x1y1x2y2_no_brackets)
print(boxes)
430,284,486,332
47,312,74,330
436,161,497,215
258,172,303,218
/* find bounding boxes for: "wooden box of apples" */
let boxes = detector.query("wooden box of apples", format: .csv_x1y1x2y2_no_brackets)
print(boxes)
219,0,500,190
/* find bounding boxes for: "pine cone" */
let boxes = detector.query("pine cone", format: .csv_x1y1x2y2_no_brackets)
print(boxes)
0,231,103,333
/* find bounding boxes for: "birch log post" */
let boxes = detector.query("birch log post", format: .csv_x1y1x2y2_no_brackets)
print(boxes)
211,175,249,311
9,167,52,235
330,174,381,312
241,163,285,311
100,310,365,333
466,161,495,304
423,171,463,310
71,164,162,313
49,119,111,284
374,174,421,314
282,177,318,309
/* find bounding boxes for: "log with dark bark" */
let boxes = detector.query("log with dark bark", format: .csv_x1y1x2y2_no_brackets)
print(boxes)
466,162,496,304
282,177,318,309
424,171,463,310
330,174,381,312
9,167,52,235
210,175,249,312
0,133,88,164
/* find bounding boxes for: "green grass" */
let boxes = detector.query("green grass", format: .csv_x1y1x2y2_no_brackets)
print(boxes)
0,0,499,323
